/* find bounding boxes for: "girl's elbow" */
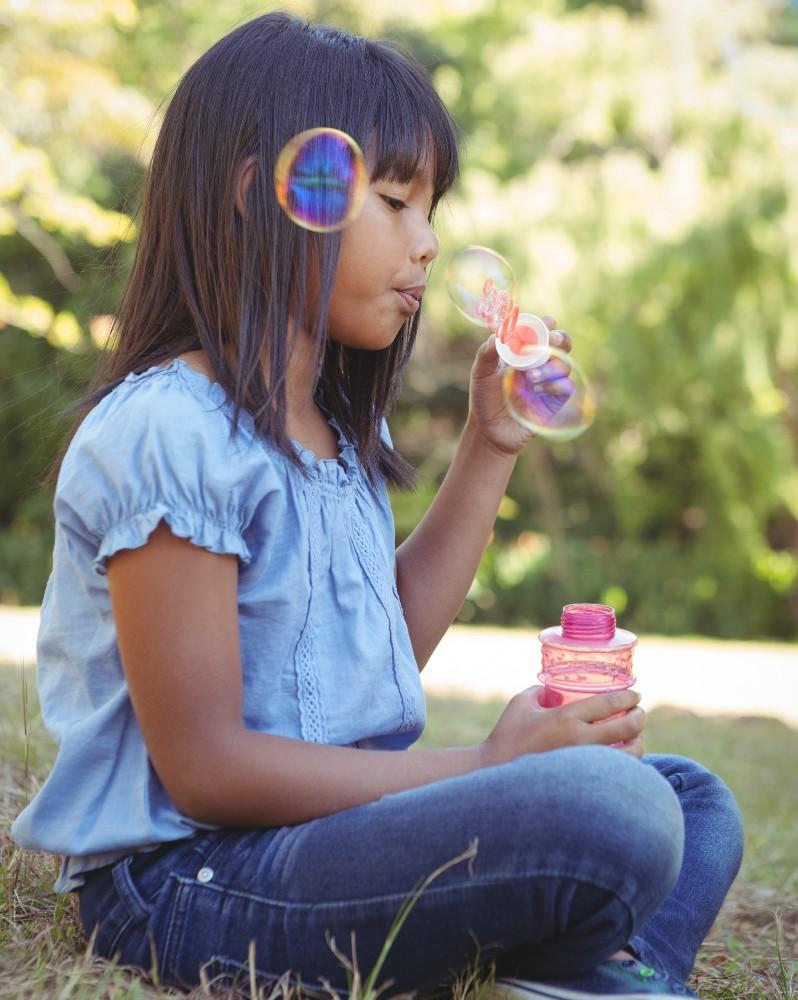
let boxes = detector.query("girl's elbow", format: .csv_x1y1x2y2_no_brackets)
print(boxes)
170,770,238,825
156,738,242,824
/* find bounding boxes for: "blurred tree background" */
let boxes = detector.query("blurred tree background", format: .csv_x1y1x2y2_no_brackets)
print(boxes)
1,0,796,639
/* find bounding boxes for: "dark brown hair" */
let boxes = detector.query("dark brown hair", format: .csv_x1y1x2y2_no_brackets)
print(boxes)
50,11,460,490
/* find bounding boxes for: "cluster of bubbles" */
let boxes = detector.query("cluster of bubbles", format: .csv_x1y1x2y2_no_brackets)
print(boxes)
445,246,595,441
271,127,595,440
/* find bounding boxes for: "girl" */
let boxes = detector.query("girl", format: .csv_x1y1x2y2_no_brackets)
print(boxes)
12,13,744,1000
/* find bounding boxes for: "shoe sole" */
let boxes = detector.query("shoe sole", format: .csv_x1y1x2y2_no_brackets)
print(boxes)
490,977,692,1000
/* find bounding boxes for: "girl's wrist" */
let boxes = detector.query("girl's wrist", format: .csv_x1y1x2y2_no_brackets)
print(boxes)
462,416,523,464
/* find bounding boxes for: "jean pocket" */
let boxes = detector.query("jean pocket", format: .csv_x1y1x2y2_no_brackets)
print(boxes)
112,854,157,925
88,848,180,974
95,854,165,966
78,855,155,964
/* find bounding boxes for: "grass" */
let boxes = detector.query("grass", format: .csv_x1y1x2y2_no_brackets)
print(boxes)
1,663,796,999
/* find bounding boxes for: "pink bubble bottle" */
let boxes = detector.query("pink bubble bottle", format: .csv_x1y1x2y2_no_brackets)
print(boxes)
538,604,637,708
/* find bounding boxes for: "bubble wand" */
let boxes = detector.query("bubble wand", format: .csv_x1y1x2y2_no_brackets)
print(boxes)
446,246,596,440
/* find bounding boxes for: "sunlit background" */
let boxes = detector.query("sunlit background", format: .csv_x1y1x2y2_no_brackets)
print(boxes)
1,0,797,641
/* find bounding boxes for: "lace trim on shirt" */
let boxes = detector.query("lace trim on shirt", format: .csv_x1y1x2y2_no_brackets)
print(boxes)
347,489,416,733
293,480,329,743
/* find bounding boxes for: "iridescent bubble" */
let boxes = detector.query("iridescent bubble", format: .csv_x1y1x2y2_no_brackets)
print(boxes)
446,246,516,325
274,127,368,232
502,344,596,441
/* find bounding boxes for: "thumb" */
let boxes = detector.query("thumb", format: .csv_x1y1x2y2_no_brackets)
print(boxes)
473,333,501,374
517,684,547,711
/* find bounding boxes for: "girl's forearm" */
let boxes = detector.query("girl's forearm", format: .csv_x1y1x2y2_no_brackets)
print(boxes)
179,729,483,827
395,418,517,668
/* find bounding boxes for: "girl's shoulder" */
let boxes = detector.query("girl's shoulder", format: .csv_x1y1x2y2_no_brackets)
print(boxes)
56,358,282,573
64,356,266,481
76,355,246,444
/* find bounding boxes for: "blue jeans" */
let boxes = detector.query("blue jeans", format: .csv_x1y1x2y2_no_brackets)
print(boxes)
77,748,744,995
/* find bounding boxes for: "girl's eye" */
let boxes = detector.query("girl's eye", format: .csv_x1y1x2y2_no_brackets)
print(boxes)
381,195,407,212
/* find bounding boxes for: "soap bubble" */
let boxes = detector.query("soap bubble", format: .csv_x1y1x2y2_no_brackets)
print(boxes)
502,344,595,441
274,127,368,232
446,246,516,325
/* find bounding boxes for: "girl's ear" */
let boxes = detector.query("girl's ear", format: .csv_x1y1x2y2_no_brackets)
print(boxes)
234,155,258,219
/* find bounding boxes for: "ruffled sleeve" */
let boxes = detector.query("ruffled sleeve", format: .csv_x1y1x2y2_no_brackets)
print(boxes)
94,505,250,575
55,366,263,576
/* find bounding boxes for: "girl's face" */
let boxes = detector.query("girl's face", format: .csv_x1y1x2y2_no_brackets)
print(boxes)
325,163,439,350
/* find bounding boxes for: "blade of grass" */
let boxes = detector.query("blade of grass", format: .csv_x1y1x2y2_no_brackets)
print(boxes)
360,839,479,1000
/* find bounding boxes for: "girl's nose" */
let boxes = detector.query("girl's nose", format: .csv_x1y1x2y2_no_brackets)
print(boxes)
411,223,439,267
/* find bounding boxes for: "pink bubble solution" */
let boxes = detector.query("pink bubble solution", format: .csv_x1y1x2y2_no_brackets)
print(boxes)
538,604,637,711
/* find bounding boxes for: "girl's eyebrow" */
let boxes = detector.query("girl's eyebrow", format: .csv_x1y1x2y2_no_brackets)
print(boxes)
386,170,435,197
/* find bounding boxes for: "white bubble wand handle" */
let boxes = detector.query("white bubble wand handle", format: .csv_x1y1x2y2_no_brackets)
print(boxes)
478,278,551,370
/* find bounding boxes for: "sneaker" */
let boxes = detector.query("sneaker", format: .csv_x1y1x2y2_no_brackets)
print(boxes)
487,958,699,999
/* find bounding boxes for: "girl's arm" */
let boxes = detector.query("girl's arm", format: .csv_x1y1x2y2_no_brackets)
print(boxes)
107,520,643,829
396,330,562,668
108,520,480,827
395,415,516,669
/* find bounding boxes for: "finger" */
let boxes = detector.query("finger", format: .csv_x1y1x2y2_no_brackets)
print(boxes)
615,735,645,759
527,358,571,383
517,684,548,707
542,315,557,330
482,332,498,358
535,374,575,398
569,688,641,723
549,329,572,353
474,333,499,372
592,705,646,746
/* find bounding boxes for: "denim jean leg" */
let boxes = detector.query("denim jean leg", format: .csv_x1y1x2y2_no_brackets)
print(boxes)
492,747,685,983
148,745,684,994
627,754,745,984
78,747,688,995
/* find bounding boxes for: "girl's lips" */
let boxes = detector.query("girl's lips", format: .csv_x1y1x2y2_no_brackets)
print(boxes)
395,289,420,314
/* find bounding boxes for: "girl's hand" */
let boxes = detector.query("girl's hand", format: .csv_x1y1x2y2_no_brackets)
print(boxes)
478,686,646,766
466,317,573,458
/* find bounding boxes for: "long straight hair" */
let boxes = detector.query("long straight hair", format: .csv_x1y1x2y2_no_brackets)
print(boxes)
49,12,460,490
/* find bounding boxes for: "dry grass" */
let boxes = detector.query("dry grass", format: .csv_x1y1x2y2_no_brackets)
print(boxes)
1,668,796,999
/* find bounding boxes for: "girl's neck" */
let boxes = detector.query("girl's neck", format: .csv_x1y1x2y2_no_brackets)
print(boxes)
170,346,339,461
173,336,318,425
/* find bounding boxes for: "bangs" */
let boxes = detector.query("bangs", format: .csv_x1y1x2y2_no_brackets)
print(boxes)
366,46,460,215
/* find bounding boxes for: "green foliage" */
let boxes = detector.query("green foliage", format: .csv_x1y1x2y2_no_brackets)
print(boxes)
1,1,796,637
0,331,93,603
391,1,798,639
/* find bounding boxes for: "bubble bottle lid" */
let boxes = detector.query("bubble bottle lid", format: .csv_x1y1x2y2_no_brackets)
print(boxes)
538,603,637,650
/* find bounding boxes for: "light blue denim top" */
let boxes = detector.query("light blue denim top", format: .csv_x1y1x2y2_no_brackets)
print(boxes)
11,359,425,892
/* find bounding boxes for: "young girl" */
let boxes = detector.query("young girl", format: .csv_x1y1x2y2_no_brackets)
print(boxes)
12,13,744,1000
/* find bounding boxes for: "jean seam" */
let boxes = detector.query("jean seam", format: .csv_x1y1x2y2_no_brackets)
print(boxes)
105,912,136,961
206,954,290,981
171,868,640,919
159,875,187,982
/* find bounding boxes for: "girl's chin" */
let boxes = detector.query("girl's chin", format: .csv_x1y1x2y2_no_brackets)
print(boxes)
328,325,405,351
